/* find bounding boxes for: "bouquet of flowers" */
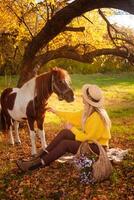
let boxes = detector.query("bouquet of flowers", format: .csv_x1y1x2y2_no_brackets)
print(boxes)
74,153,98,184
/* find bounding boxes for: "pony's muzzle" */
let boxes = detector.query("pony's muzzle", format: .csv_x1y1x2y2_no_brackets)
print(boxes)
64,92,75,102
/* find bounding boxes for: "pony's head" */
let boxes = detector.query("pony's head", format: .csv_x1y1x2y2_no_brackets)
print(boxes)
51,67,74,102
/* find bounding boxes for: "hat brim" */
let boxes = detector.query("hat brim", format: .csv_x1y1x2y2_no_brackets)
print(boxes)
82,84,104,108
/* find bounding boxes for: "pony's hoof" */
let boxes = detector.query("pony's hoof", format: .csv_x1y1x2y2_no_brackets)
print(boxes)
9,142,14,146
15,141,21,145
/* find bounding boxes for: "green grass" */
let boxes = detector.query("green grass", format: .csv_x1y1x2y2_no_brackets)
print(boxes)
72,72,134,104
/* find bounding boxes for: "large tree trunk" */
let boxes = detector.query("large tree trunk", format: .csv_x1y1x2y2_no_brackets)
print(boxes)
18,0,134,87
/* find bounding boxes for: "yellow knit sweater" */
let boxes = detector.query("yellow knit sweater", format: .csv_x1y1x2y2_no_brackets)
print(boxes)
56,110,111,147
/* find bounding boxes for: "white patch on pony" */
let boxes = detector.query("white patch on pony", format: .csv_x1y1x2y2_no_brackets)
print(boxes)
30,130,37,155
8,78,36,121
14,121,21,144
9,125,14,145
38,129,47,150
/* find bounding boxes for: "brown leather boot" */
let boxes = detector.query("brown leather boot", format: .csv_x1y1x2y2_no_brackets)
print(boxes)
16,157,44,172
35,149,48,158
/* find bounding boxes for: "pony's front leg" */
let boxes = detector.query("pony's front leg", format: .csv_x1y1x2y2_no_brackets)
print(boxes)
14,121,21,144
30,130,37,156
38,129,47,150
37,118,47,150
27,119,37,156
9,125,14,145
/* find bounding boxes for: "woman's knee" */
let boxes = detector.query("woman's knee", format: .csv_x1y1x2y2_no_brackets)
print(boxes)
58,140,80,154
59,140,68,148
58,129,74,139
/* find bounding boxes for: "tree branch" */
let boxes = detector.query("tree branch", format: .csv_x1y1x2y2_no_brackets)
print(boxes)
98,8,134,56
112,37,134,47
63,26,85,32
98,9,121,47
23,0,134,63
33,45,134,69
81,14,93,24
18,0,134,86
7,5,33,38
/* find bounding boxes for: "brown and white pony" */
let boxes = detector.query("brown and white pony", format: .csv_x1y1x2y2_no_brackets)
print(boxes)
0,68,74,155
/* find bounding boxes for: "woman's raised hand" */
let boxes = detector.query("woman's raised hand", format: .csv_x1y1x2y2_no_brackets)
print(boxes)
64,122,73,130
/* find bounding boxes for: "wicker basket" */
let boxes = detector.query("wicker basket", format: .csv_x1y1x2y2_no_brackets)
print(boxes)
76,141,113,183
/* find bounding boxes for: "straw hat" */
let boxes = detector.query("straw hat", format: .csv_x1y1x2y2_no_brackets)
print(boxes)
82,84,104,108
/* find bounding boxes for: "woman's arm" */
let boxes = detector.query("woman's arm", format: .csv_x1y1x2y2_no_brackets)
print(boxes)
47,107,82,127
71,126,91,142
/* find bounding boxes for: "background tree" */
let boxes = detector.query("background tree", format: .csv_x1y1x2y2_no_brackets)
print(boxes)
1,0,134,86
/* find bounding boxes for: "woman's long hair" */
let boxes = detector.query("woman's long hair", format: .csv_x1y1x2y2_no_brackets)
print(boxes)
81,102,111,131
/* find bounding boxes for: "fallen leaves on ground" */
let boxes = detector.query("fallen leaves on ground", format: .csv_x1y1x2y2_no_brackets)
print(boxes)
0,123,134,200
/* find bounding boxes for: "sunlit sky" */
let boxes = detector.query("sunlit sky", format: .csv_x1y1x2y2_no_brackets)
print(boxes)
109,15,134,28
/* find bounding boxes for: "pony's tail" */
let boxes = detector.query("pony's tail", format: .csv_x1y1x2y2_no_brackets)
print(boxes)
0,109,7,132
0,88,13,132
0,91,9,132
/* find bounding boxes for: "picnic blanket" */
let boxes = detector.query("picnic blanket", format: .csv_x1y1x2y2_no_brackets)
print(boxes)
107,148,129,163
57,148,129,163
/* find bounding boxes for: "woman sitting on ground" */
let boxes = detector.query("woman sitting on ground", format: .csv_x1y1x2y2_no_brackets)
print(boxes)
17,84,111,172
